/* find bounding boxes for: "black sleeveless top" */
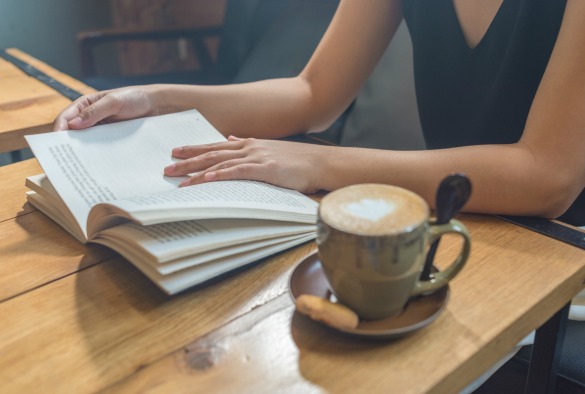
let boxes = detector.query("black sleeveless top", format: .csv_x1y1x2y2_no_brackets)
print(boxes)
402,0,584,225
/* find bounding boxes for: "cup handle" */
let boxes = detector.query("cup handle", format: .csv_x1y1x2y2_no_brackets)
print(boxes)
412,219,471,296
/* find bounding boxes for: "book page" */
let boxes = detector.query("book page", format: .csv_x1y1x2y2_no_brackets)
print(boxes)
95,233,310,276
25,110,225,231
117,234,315,294
100,180,318,227
26,175,88,241
26,191,87,243
96,218,315,263
155,234,310,275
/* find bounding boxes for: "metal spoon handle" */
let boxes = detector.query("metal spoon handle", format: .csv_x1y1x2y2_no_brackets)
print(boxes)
421,239,441,280
420,174,472,281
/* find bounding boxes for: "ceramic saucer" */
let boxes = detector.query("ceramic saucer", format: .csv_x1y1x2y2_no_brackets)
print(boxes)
289,253,449,339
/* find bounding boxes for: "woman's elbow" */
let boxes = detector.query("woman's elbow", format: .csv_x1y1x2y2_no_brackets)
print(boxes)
531,176,583,219
295,74,355,134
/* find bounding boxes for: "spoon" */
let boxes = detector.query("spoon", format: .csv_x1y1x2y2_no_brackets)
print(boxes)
420,174,472,281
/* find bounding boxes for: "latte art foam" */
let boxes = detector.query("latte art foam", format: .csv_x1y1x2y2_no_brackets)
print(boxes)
343,198,396,221
320,184,428,235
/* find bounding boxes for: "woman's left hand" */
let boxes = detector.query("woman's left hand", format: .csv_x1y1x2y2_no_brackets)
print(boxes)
164,136,330,194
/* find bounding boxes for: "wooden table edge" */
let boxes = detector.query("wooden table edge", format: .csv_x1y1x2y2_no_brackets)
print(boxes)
0,49,96,152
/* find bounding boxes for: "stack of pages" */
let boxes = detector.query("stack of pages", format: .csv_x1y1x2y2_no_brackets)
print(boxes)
25,110,318,294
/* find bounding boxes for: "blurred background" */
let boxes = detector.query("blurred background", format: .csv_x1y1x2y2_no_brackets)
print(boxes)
0,0,227,79
0,0,423,165
0,0,113,78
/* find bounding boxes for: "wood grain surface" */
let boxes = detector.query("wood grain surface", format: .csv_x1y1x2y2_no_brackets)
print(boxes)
0,48,95,153
1,159,585,393
0,158,41,221
1,51,584,392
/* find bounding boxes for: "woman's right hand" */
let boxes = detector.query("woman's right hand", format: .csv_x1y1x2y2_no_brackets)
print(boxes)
52,85,160,131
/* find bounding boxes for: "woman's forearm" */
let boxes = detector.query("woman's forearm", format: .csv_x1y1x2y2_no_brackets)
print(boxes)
152,77,336,139
151,1,405,140
316,142,579,218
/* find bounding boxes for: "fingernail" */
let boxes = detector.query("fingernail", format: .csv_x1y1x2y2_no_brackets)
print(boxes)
164,164,176,173
69,117,83,127
55,122,68,131
179,178,190,187
204,172,216,181
172,147,182,156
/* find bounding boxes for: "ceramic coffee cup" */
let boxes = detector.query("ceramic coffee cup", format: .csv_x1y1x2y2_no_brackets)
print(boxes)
317,184,470,320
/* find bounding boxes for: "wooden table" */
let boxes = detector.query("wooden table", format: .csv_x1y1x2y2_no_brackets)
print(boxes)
0,48,95,154
1,157,585,393
1,49,584,393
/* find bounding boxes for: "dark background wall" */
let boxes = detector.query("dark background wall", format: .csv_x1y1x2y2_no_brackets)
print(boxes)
0,0,113,77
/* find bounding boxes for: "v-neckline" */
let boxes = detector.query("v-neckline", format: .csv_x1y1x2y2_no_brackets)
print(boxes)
451,0,506,51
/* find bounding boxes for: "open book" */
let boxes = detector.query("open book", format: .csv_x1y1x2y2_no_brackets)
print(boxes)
25,110,317,294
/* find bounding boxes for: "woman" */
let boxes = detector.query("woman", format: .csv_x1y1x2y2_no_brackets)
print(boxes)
54,0,585,224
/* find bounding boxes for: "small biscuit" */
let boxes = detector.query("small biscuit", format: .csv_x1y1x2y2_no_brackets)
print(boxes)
296,294,359,330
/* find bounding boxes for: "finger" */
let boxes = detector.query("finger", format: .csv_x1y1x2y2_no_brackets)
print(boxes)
164,150,246,176
68,93,122,129
52,92,103,131
53,93,100,131
171,139,246,159
227,135,244,141
204,163,262,183
52,117,70,131
181,162,262,187
179,172,203,187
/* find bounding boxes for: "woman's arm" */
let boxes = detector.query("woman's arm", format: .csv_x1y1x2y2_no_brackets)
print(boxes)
173,0,585,218
54,0,404,138
369,0,585,217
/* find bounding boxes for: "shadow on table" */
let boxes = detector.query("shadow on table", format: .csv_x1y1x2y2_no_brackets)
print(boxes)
289,308,483,393
71,242,315,387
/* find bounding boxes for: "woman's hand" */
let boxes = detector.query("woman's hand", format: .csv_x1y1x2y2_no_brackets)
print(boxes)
164,136,330,194
52,86,160,131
